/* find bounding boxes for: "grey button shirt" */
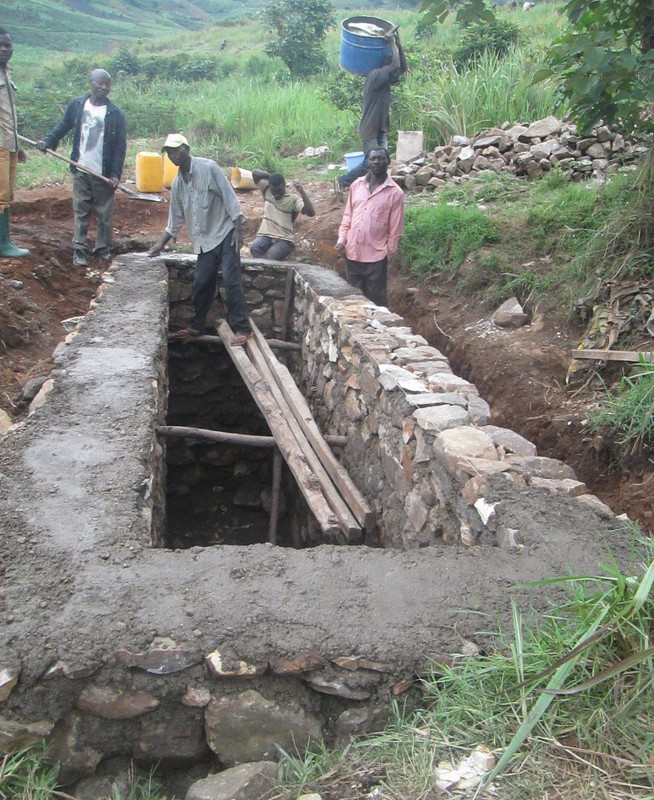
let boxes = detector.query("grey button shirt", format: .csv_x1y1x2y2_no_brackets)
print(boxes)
166,156,242,253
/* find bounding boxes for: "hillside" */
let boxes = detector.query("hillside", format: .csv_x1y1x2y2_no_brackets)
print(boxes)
4,0,261,59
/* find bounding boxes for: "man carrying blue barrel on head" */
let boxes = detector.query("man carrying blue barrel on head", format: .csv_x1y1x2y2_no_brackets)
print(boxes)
335,27,407,197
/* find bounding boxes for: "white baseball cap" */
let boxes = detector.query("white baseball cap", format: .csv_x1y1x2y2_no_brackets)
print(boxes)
162,133,189,151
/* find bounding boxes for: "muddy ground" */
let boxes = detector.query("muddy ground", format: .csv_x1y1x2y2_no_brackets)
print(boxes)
1,176,652,534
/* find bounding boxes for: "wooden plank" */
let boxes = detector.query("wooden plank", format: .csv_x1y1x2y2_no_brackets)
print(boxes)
244,328,361,541
250,323,376,532
217,320,341,540
157,425,347,449
570,349,654,363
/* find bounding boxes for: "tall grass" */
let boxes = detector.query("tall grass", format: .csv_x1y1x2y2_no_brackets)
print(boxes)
398,47,560,145
13,3,566,185
588,359,654,455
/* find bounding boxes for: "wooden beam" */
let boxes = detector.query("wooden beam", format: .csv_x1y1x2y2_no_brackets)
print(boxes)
570,349,654,363
158,425,276,448
171,334,300,352
244,328,362,541
281,267,295,344
157,425,347,449
250,323,376,532
217,320,342,541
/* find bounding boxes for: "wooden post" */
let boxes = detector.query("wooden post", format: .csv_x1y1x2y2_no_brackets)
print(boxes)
268,448,283,545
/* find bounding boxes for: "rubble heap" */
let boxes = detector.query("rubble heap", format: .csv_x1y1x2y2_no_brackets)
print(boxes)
393,115,649,190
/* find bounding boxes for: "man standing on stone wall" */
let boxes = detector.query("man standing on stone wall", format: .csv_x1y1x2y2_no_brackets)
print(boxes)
0,27,29,258
36,68,126,267
148,134,252,346
335,147,404,308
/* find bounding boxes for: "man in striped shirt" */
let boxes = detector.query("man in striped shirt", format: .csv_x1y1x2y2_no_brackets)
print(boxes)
249,169,314,261
335,148,404,307
149,134,252,346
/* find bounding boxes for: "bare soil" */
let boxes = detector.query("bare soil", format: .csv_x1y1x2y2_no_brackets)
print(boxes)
2,178,652,534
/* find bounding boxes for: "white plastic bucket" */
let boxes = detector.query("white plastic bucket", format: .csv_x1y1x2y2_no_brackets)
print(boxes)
345,151,365,170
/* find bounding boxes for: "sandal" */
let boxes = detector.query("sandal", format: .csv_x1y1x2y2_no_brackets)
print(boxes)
169,328,200,341
231,331,253,347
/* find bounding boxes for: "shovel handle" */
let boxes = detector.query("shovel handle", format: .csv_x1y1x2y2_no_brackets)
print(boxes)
18,134,115,188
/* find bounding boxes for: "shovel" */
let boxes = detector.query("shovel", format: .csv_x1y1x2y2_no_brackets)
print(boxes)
18,135,165,202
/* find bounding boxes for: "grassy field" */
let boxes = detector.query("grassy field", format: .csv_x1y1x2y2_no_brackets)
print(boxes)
4,0,262,70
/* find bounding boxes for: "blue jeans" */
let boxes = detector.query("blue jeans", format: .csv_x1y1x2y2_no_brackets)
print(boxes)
190,229,251,335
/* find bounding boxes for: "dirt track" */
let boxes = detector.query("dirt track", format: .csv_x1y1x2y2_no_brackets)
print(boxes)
1,178,651,533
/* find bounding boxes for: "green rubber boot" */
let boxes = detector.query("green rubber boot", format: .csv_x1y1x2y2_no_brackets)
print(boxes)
0,209,29,258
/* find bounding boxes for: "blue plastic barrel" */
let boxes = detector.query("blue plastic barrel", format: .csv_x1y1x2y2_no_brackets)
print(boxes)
339,16,395,76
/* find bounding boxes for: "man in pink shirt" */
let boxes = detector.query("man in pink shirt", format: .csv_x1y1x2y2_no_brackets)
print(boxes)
335,148,404,307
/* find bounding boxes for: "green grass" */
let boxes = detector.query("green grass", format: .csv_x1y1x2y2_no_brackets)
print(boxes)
399,164,641,313
400,200,499,276
587,360,654,455
0,744,172,800
5,0,263,74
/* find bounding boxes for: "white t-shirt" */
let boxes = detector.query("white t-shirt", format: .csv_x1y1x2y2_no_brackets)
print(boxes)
77,99,107,174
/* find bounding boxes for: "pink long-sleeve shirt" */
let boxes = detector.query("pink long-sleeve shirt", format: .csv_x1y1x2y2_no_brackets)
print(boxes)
337,174,405,262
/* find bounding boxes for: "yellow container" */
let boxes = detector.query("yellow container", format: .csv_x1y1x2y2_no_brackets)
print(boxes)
230,167,256,190
162,152,179,188
135,152,164,193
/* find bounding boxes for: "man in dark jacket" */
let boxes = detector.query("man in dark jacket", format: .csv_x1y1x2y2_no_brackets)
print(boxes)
37,68,126,266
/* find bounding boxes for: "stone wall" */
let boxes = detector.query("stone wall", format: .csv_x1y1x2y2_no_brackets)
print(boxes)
292,266,614,550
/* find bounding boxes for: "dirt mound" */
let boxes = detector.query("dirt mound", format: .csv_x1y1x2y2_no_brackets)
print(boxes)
1,179,651,533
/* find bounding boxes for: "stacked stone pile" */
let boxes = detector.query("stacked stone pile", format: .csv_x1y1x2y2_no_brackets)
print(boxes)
392,115,649,190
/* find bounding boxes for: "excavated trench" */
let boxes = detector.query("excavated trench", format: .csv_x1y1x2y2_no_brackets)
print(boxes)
164,340,313,549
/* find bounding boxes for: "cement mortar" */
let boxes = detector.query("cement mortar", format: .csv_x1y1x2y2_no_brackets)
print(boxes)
0,254,636,770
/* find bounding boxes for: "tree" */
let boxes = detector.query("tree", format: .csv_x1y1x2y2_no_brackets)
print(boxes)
260,0,336,79
420,0,654,132
535,0,654,133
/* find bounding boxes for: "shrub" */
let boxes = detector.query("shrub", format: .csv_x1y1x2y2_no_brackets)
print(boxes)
453,19,520,69
260,0,335,78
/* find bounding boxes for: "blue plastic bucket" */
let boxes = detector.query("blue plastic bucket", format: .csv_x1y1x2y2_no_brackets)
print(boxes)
345,151,365,170
339,16,394,76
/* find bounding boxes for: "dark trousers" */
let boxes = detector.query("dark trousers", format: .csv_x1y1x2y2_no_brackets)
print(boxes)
72,171,115,257
191,229,251,335
250,235,294,261
346,256,388,307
